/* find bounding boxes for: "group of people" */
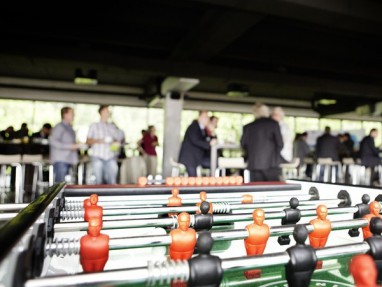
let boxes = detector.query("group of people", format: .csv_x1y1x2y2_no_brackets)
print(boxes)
50,105,125,184
0,123,52,141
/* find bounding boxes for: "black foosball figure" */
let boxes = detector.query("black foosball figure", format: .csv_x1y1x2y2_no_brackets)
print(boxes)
285,224,317,287
188,231,223,287
194,201,214,231
278,197,301,245
366,217,382,283
349,194,371,237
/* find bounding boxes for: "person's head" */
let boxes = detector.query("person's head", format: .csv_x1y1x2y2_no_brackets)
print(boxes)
98,105,110,122
141,129,147,136
370,128,378,138
148,125,156,135
200,201,210,215
178,212,190,231
271,107,285,122
21,123,28,130
198,110,210,127
42,123,52,136
316,205,328,220
290,197,299,209
6,126,14,133
200,191,207,201
171,188,179,197
90,194,98,205
344,133,351,140
324,126,331,134
252,103,270,119
88,217,102,237
210,116,219,129
349,254,377,286
301,132,308,140
370,201,381,216
253,209,265,225
61,107,74,123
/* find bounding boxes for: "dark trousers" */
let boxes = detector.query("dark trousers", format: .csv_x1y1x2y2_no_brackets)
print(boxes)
186,157,210,177
250,168,281,182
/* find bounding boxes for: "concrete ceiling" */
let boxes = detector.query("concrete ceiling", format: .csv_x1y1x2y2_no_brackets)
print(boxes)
2,0,382,115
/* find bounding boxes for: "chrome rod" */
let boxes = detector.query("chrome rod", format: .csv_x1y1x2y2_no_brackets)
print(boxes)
0,213,18,221
0,203,27,211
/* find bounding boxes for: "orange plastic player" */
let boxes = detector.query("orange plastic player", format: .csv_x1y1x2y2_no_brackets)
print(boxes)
202,177,210,185
173,177,181,186
229,176,236,185
195,177,203,186
137,176,147,186
215,177,223,185
180,177,189,186
222,176,230,185
196,191,213,214
169,212,197,260
80,217,109,273
241,194,253,204
209,177,216,185
83,198,91,208
166,177,174,186
168,188,182,216
188,177,196,186
362,201,382,239
84,194,103,222
349,254,378,287
244,209,270,278
309,205,331,249
235,176,244,185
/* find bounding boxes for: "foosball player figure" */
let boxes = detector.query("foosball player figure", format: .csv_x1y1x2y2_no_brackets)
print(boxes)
84,194,103,222
196,191,213,214
241,194,253,204
349,194,371,237
137,176,148,186
244,208,270,279
286,224,318,287
362,201,382,239
168,188,182,216
80,217,109,273
194,201,214,231
187,231,223,287
366,217,382,283
309,204,331,269
350,254,378,287
169,212,197,260
278,197,301,245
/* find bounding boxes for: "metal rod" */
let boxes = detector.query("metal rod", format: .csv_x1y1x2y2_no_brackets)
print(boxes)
0,213,18,221
0,203,27,211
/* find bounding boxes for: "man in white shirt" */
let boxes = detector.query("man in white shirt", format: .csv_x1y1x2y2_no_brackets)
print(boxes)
87,105,124,184
272,107,292,163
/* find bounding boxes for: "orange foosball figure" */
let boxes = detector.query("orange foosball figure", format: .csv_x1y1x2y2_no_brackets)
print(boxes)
168,188,182,216
242,194,253,204
84,194,103,222
169,212,197,260
362,201,382,239
309,205,331,269
244,209,270,278
80,217,109,272
350,254,378,287
137,176,148,186
196,191,213,214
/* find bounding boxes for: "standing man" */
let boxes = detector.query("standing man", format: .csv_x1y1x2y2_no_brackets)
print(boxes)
179,111,216,176
87,105,124,184
272,107,292,163
241,103,283,181
360,128,381,185
315,126,341,161
50,107,79,182
142,125,159,176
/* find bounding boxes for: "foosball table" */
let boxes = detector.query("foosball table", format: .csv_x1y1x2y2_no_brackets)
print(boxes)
1,176,382,287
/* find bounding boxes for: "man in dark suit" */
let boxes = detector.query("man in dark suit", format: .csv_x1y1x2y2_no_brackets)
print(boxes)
241,103,283,182
179,111,216,176
360,129,381,185
31,123,52,139
315,126,340,161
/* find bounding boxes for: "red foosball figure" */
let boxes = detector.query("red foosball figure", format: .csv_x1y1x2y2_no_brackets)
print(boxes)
362,201,382,239
349,254,378,287
244,209,270,279
309,205,331,248
84,194,103,222
80,217,109,273
169,212,197,260
196,192,213,214
168,188,182,216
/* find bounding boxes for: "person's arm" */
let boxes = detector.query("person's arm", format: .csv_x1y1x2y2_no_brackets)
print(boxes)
49,125,76,150
187,124,211,150
152,136,159,147
274,123,284,153
86,124,103,146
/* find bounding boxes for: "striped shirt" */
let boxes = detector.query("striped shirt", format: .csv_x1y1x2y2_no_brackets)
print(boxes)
87,122,124,160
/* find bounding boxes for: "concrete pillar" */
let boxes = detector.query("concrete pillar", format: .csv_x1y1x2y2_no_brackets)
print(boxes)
162,92,184,177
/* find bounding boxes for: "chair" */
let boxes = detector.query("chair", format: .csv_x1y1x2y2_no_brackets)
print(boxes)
169,157,187,177
0,155,23,203
21,154,44,200
215,157,250,182
313,158,342,183
280,158,300,180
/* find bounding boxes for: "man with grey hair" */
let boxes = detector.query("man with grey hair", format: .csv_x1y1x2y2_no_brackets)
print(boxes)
241,103,283,181
272,106,292,163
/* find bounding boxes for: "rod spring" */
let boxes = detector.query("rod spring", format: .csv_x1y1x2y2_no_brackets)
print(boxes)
212,202,231,214
147,260,189,286
46,238,80,257
65,201,83,211
60,210,84,220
